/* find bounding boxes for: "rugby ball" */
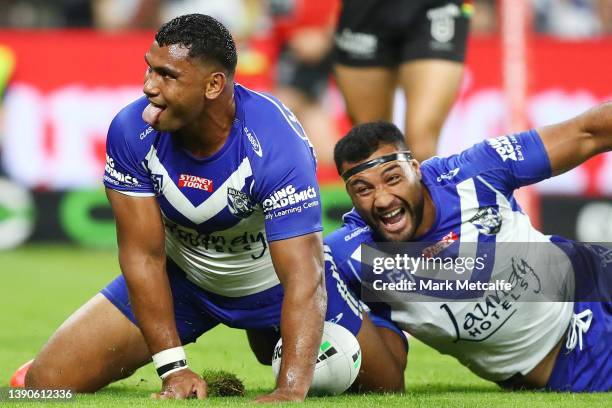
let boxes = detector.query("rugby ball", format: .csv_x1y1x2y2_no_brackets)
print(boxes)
272,322,361,395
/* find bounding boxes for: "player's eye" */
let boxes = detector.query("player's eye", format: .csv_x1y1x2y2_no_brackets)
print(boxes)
355,186,372,196
386,174,402,184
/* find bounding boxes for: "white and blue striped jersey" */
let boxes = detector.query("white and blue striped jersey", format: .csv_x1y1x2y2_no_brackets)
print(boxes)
104,84,322,297
325,130,576,381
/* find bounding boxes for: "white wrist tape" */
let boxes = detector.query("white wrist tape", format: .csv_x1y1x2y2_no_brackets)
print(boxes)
152,346,188,379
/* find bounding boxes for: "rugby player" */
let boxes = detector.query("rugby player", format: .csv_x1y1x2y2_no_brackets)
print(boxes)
333,0,472,161
325,109,612,391
20,14,403,401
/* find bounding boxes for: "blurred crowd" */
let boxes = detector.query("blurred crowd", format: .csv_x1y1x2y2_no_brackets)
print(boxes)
0,0,611,37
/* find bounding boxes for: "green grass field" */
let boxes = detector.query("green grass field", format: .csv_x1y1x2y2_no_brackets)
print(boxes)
1,246,610,407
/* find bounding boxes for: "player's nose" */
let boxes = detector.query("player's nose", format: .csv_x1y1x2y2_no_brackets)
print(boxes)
143,72,160,98
373,187,396,211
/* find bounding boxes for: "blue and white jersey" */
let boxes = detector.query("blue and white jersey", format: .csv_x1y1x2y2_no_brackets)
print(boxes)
325,130,576,382
104,84,322,297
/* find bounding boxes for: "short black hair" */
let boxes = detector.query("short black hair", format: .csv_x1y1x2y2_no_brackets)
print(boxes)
155,14,237,76
334,121,407,175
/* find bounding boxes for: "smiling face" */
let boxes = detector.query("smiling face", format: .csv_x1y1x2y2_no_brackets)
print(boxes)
142,41,221,131
342,144,425,242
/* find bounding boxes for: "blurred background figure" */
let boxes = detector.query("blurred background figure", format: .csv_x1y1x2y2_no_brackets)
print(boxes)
268,0,341,168
533,0,612,38
332,0,473,162
93,0,160,30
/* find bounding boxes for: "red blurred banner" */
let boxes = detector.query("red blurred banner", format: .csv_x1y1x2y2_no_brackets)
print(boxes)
1,31,611,195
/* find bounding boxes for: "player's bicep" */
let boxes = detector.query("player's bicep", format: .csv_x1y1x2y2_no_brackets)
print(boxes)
106,188,165,258
269,232,325,289
536,117,599,176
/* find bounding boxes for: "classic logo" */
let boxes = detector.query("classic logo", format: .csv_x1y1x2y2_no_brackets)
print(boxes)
486,135,523,162
178,174,213,192
436,167,460,182
469,206,502,235
427,3,460,43
227,187,255,219
139,126,154,140
344,226,370,242
244,126,263,157
263,184,318,212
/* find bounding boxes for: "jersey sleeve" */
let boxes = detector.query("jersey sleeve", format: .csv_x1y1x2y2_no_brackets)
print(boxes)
255,147,322,241
458,129,552,195
103,113,155,196
250,117,322,241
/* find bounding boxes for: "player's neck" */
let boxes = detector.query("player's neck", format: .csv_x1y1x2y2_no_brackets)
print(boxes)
413,183,436,239
175,89,236,158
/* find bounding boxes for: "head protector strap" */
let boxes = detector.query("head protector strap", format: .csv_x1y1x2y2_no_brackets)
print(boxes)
341,151,413,182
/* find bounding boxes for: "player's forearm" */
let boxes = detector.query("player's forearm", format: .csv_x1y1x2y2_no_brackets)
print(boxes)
119,252,181,353
581,102,612,153
276,276,326,398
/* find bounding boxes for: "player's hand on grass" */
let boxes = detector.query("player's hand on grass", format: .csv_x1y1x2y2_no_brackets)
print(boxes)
151,368,207,400
254,388,306,403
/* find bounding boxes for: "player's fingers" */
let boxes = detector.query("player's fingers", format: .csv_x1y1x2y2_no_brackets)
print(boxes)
151,392,169,400
151,389,177,400
194,380,207,399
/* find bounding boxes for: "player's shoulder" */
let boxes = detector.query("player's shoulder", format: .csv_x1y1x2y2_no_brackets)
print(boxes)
235,84,316,175
324,209,373,263
107,96,157,157
236,84,312,152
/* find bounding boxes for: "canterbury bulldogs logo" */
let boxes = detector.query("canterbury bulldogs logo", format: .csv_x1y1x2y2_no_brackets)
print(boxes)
227,187,255,219
427,3,460,43
152,174,164,195
244,127,263,157
469,206,502,235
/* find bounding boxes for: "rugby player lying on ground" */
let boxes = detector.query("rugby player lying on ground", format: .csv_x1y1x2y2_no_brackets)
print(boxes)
325,106,612,391
15,14,404,401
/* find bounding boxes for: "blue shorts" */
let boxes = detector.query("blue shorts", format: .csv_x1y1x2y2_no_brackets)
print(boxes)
546,301,612,392
365,302,409,352
101,259,363,344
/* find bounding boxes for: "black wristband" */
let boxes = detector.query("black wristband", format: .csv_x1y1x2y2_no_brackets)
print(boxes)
156,359,187,379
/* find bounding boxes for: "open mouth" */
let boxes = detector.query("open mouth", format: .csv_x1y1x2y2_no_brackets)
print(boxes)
142,101,166,126
378,207,408,233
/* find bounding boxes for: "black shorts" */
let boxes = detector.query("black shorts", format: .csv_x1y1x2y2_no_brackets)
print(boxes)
276,46,333,101
334,0,472,67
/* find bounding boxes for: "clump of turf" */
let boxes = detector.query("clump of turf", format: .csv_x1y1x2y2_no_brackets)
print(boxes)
201,369,245,397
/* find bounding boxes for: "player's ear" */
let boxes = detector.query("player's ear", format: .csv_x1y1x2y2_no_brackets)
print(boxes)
204,71,227,100
410,159,422,180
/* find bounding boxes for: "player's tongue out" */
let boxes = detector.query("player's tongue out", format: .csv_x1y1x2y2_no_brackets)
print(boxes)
142,103,165,125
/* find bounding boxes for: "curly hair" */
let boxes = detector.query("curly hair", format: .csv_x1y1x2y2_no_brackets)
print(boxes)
334,121,408,175
155,14,237,76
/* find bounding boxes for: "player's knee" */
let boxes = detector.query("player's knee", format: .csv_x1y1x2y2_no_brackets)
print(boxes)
25,359,69,390
25,357,101,393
